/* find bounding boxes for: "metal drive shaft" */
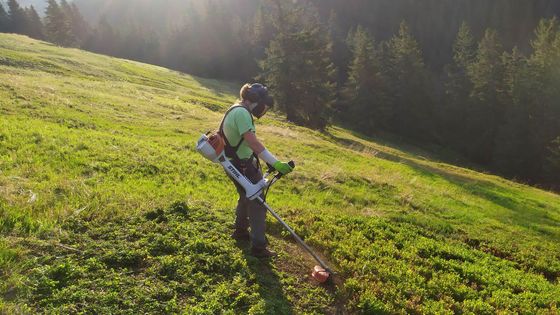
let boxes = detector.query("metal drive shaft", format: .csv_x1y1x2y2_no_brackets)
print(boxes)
257,197,333,274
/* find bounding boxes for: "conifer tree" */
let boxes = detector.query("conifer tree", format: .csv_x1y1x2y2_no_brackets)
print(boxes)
442,22,476,149
0,3,9,33
68,3,90,44
45,0,72,46
260,2,336,130
160,2,199,73
119,23,160,64
24,5,45,40
162,26,190,72
58,0,77,45
85,17,121,57
328,10,351,85
7,0,27,34
342,26,387,132
452,22,477,70
252,4,273,49
527,18,560,183
469,30,505,104
249,3,274,76
466,29,505,163
492,47,533,177
546,137,560,186
384,21,433,140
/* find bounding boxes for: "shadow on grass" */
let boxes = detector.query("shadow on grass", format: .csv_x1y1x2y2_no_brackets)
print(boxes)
191,76,240,99
325,127,483,174
237,241,294,315
323,129,560,240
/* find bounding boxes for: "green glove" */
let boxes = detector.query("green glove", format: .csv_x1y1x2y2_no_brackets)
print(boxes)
273,161,293,175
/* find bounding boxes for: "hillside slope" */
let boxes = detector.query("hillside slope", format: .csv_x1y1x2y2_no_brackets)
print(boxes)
1,34,559,314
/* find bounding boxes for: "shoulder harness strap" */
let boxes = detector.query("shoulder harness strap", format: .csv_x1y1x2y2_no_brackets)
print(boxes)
218,105,254,161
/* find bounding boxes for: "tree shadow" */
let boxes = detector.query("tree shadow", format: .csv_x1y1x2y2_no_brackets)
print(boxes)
190,75,240,99
323,129,560,240
325,126,483,172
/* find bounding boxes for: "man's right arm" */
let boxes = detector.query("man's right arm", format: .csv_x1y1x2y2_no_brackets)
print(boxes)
243,131,266,155
243,131,293,175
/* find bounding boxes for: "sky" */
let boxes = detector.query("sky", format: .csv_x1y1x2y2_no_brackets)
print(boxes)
5,0,60,15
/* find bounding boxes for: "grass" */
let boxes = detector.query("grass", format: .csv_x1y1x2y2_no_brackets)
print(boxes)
1,34,559,314
4,202,331,314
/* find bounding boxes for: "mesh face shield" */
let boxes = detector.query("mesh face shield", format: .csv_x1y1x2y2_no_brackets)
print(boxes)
252,95,274,118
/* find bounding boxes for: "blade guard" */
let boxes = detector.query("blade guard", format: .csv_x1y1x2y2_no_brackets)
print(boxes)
311,265,330,283
196,133,265,200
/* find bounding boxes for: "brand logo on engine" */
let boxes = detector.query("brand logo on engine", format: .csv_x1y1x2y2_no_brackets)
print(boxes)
227,165,241,178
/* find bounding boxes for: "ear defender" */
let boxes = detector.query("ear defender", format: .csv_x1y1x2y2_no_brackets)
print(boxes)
244,83,265,103
247,90,260,103
243,83,273,119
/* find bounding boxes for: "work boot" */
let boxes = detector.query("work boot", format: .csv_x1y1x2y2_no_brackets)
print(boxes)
231,229,250,241
250,247,278,258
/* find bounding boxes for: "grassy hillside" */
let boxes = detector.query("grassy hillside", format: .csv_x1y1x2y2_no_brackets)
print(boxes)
1,34,559,314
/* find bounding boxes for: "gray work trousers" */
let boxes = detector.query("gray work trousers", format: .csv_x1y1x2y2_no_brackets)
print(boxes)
228,158,268,250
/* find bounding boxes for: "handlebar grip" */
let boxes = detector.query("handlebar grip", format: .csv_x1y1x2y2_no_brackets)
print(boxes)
268,161,295,173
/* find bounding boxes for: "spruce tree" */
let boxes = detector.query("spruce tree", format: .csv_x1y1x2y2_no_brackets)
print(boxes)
249,3,275,76
469,30,505,104
328,10,351,85
527,18,560,184
260,2,336,130
119,23,160,64
58,0,76,46
443,22,476,150
7,0,27,34
466,29,505,163
492,47,533,178
0,3,9,33
68,3,90,44
45,0,72,46
342,26,387,133
452,22,477,76
24,6,45,40
252,4,273,49
546,137,560,187
160,2,199,73
84,18,121,56
384,21,433,140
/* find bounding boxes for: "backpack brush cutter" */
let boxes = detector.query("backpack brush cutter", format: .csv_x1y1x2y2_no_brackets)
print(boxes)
196,132,333,283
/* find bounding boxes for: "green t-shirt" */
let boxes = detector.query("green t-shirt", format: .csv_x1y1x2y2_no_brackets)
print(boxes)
222,105,255,160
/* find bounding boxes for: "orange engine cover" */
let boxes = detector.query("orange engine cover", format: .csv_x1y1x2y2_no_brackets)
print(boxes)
208,133,225,156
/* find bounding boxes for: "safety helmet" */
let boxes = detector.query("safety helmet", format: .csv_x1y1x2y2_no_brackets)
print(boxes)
243,83,274,119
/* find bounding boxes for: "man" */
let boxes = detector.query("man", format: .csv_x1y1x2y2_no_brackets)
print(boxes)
219,83,293,258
